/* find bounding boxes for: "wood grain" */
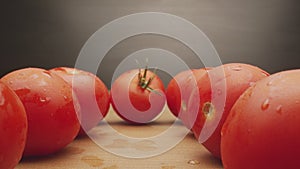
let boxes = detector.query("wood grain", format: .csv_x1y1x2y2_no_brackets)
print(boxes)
16,107,223,169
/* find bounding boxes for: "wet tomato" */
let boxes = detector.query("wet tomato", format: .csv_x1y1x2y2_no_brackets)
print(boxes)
190,63,269,158
50,67,110,136
110,68,165,124
2,68,80,156
166,68,211,129
221,69,300,169
0,80,27,169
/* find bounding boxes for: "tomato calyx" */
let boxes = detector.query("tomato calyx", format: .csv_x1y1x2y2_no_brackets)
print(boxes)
138,67,162,96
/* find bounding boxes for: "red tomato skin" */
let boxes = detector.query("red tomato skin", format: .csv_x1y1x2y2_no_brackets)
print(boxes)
221,69,300,169
191,63,269,158
50,67,110,136
111,69,165,124
166,68,211,129
2,68,80,156
0,81,27,169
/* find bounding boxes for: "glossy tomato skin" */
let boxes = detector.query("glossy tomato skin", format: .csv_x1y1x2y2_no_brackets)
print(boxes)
0,81,27,169
2,68,80,156
50,67,110,136
166,68,211,129
111,69,165,124
190,63,269,158
221,69,300,169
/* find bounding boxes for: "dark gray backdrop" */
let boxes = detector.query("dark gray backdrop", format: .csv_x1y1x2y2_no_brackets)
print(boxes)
1,0,299,87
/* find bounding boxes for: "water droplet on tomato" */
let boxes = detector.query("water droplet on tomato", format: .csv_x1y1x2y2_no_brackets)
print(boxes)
276,105,282,114
188,160,200,165
261,99,270,110
40,97,51,103
0,96,5,106
8,81,13,85
267,81,273,86
231,66,242,71
181,101,187,111
63,95,68,100
249,82,255,87
30,74,39,79
217,89,222,95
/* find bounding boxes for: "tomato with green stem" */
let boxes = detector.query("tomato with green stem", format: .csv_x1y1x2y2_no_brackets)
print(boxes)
110,67,165,124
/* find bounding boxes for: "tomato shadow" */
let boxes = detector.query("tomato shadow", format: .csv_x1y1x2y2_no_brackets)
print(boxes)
20,143,86,164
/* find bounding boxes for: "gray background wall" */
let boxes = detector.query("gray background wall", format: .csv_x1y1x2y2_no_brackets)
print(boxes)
1,0,299,87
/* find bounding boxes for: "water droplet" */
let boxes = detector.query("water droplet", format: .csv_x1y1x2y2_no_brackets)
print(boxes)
188,160,200,165
181,101,187,111
30,74,39,79
296,101,299,104
261,99,270,110
247,129,252,134
63,95,68,100
267,81,273,86
40,97,51,103
81,156,104,167
217,89,222,95
8,81,13,85
231,66,242,71
276,105,282,114
249,82,255,87
0,96,5,106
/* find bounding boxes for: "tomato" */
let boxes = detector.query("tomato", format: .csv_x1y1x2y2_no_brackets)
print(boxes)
190,63,269,158
0,80,27,169
2,68,80,156
50,67,110,136
221,69,300,169
110,68,165,124
166,68,211,129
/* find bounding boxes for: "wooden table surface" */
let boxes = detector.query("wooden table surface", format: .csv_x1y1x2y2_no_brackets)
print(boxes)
16,107,223,169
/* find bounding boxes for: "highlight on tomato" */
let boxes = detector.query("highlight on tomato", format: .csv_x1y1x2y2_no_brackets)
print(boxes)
110,67,166,124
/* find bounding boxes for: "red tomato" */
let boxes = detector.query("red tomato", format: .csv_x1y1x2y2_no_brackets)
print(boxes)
0,80,27,169
2,68,80,156
50,67,110,136
221,69,300,169
166,68,211,129
110,68,165,124
190,63,269,158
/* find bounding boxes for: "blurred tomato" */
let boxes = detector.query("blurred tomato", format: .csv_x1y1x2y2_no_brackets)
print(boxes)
50,67,110,136
2,68,80,156
0,80,27,169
